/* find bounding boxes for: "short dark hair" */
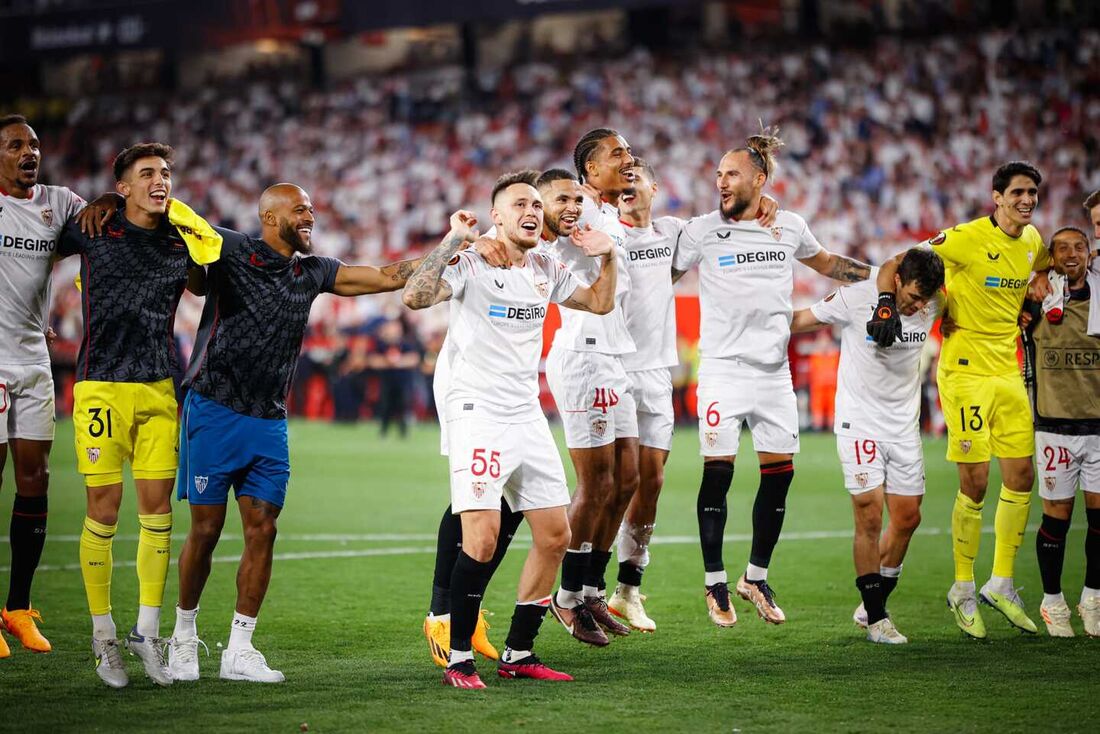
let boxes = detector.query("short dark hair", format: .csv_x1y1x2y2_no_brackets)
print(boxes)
1084,190,1100,212
112,142,174,182
1049,226,1090,248
573,128,620,183
631,156,656,182
0,114,29,135
490,169,539,206
897,247,945,298
992,161,1042,193
535,168,576,190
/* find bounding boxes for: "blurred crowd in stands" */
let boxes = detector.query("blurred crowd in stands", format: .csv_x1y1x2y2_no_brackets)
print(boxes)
36,26,1100,429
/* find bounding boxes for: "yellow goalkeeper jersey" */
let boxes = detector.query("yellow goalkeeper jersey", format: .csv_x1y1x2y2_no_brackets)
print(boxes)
931,215,1050,375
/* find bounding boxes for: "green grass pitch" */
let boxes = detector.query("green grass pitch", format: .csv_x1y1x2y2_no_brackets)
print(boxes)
2,420,1097,733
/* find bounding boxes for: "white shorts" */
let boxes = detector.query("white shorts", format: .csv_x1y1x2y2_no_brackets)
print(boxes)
546,347,638,449
628,367,674,451
1036,431,1100,501
447,413,571,514
836,434,925,496
696,358,799,457
0,362,55,443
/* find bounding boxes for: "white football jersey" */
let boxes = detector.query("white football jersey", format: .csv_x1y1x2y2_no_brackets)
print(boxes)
621,216,682,371
0,185,85,365
810,275,940,440
673,209,823,367
441,248,578,420
546,198,635,355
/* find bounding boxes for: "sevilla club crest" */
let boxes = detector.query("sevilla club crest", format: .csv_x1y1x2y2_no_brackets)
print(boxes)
85,447,100,464
535,280,550,298
194,475,208,494
770,226,783,242
472,481,487,499
41,207,53,227
591,418,607,438
854,472,869,489
1044,476,1057,493
959,440,972,454
704,431,719,448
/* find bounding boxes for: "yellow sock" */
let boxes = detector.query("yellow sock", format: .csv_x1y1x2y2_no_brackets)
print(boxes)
136,513,173,608
79,517,116,615
952,491,984,583
992,485,1031,580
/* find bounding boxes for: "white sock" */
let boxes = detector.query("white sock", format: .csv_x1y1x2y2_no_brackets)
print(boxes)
449,648,474,666
502,647,531,663
582,585,600,599
173,606,199,639
429,612,451,623
704,570,728,586
92,613,116,640
136,604,161,637
880,564,902,579
1043,592,1066,607
745,563,768,582
228,612,257,650
1082,587,1100,604
555,588,580,608
988,575,1013,594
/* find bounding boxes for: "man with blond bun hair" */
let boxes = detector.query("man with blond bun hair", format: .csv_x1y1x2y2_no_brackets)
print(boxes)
673,130,871,628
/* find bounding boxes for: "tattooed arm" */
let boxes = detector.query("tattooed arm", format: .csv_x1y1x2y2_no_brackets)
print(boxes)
333,257,423,296
799,249,872,283
402,210,479,309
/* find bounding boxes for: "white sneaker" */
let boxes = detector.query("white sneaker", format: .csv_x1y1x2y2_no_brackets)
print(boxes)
1040,599,1075,637
168,635,209,681
607,584,656,632
852,602,868,629
126,627,173,686
220,646,285,683
1079,596,1100,637
866,617,908,644
92,637,129,689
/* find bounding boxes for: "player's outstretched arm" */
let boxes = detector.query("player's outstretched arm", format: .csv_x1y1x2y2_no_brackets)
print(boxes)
799,248,872,283
402,210,479,309
333,258,422,296
560,226,616,315
790,308,828,333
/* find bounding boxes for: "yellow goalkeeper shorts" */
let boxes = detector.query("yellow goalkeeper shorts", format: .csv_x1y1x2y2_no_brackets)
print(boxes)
73,378,179,486
938,369,1033,463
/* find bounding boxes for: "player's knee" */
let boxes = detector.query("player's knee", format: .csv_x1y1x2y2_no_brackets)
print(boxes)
191,515,225,547
536,524,571,557
244,516,278,547
464,533,497,562
14,464,48,495
1007,463,1035,492
856,513,882,539
895,506,921,534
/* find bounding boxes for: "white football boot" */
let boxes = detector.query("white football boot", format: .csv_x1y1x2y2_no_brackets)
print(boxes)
126,627,173,686
92,637,129,689
1039,599,1075,637
1078,595,1100,637
866,617,908,644
220,646,285,683
852,602,868,629
608,583,656,632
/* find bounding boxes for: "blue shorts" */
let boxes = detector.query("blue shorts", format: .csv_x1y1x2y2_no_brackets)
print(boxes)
177,391,290,508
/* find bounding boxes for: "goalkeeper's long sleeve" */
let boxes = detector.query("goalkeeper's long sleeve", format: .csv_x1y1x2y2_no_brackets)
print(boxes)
167,198,222,265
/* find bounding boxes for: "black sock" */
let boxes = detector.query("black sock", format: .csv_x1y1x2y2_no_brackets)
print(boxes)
1086,508,1100,591
857,573,887,625
880,574,899,604
448,552,494,654
697,461,734,572
585,550,612,593
1036,513,1071,595
429,506,462,616
488,503,524,577
617,560,643,587
749,461,794,568
7,495,47,611
560,548,590,597
504,602,550,652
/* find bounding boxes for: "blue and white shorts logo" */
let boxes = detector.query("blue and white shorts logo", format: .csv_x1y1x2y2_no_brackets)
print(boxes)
194,475,209,494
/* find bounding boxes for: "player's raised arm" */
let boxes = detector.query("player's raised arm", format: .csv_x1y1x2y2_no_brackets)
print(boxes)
559,225,617,315
790,308,828,333
402,210,479,309
798,248,872,283
332,257,422,296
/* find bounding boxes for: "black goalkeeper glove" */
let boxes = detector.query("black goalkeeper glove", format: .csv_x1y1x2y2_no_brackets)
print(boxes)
866,292,902,347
